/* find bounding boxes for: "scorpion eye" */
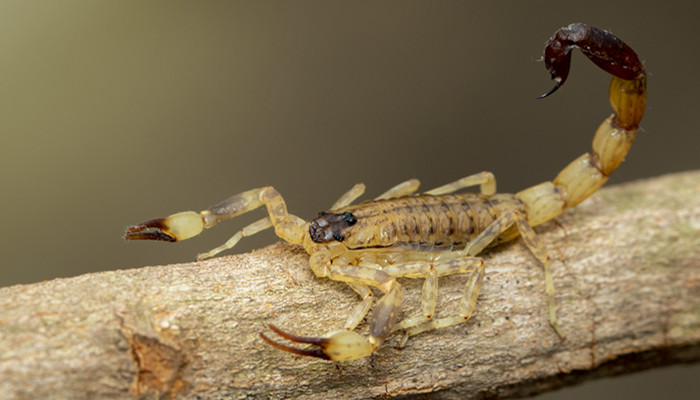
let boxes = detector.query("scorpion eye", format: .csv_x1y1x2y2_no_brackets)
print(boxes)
340,212,357,226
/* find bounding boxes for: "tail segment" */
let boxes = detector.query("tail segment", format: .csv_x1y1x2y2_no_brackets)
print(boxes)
517,23,647,226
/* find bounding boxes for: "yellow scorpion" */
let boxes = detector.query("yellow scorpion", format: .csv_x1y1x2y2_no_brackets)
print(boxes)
125,23,646,361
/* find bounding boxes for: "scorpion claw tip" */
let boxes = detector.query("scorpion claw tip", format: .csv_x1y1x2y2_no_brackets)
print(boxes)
266,324,329,346
124,218,178,242
123,230,177,242
260,326,330,360
539,84,561,99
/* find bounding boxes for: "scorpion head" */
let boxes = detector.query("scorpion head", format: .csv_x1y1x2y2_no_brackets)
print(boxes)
309,211,357,243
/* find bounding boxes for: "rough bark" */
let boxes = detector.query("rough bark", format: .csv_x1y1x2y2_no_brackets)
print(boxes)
1,171,699,400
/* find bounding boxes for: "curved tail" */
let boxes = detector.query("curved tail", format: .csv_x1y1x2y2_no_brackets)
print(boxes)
517,23,647,227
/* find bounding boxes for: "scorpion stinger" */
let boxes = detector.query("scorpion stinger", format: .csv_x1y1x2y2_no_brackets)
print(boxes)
539,23,645,99
125,23,646,361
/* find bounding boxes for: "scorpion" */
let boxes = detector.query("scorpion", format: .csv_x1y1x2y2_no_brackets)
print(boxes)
125,23,646,361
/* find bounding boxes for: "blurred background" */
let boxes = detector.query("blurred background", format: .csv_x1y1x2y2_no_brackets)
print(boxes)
1,1,697,398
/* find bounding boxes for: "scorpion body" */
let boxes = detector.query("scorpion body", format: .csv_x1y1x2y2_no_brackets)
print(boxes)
125,23,647,361
313,192,521,249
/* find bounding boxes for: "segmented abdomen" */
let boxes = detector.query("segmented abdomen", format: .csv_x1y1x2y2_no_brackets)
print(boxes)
310,194,506,249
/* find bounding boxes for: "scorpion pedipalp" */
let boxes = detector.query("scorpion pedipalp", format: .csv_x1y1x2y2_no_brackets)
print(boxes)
124,211,204,242
124,222,177,242
260,324,378,361
259,324,333,360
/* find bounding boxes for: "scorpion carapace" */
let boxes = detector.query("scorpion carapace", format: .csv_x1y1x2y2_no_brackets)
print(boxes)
125,23,646,361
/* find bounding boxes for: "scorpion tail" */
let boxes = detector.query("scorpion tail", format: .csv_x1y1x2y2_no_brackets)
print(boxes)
518,24,646,226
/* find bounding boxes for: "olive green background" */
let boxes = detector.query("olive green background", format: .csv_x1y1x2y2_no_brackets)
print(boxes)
1,1,698,398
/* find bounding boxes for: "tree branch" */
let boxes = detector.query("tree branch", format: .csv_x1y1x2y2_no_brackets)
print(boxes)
1,171,699,399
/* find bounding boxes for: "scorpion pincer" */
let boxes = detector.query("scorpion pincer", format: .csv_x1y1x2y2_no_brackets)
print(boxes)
125,23,646,361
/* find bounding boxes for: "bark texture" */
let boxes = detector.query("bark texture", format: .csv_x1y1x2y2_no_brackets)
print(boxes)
1,171,699,400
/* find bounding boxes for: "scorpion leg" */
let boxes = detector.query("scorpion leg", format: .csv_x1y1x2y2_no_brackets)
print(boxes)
336,247,442,333
195,217,272,260
330,183,366,209
424,171,496,196
462,210,564,338
265,255,487,359
512,212,563,338
338,250,487,340
398,265,438,329
401,261,485,345
309,258,397,332
326,263,395,292
463,212,520,257
344,283,373,330
375,178,421,200
124,187,307,259
335,255,485,345
387,257,485,334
